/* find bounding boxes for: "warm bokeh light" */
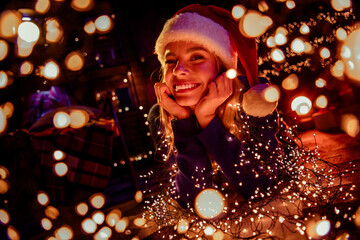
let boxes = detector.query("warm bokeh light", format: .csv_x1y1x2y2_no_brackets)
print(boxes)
82,218,97,234
315,78,327,88
53,150,66,161
89,193,106,209
0,209,10,225
7,226,20,240
239,10,272,38
266,36,276,48
291,96,312,115
0,107,7,134
133,218,146,227
3,102,13,119
84,20,96,35
55,225,73,240
0,179,9,194
331,60,345,78
226,69,237,79
0,40,8,61
341,114,360,137
271,48,285,62
286,0,296,9
315,95,328,108
275,32,287,45
176,219,189,234
16,37,35,57
53,111,71,129
43,60,60,80
331,0,352,11
213,230,225,240
19,61,34,76
195,189,225,219
315,220,331,236
204,225,216,236
0,166,9,179
54,162,68,177
18,22,40,43
0,10,22,38
71,0,95,12
336,27,347,41
105,209,121,227
69,109,89,128
355,206,360,227
94,226,112,239
41,218,52,231
65,51,84,71
95,15,113,33
282,73,299,90
37,192,50,206
258,1,269,12
46,18,63,43
115,217,129,233
35,0,51,14
341,28,360,82
0,71,9,88
92,211,105,225
134,190,143,203
300,23,310,34
291,38,305,53
304,42,313,53
45,206,60,220
232,5,246,19
320,47,331,59
264,85,280,102
75,202,89,216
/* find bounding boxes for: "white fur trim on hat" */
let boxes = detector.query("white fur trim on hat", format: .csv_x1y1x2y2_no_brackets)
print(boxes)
242,83,278,117
155,12,237,69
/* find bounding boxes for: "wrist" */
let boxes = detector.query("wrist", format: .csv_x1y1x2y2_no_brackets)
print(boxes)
197,113,215,129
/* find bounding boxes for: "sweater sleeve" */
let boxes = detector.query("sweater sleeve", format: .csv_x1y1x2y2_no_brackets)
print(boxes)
197,112,280,200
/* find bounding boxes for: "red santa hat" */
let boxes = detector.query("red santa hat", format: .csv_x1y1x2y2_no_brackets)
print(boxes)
155,4,277,117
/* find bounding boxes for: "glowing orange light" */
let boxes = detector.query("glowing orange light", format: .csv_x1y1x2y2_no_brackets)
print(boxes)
320,47,330,59
95,226,112,239
41,218,52,231
239,10,272,38
291,38,305,53
46,18,63,43
291,96,312,115
271,48,285,62
3,102,13,119
213,230,225,240
53,111,71,129
300,24,310,35
45,206,60,220
0,209,10,225
95,15,113,33
16,37,35,57
304,42,313,53
341,114,360,137
315,220,331,236
0,107,7,134
75,202,88,216
65,51,84,71
0,71,8,89
115,217,129,233
71,0,95,11
355,206,360,227
315,95,328,108
105,209,121,227
0,179,9,194
0,40,8,61
133,218,146,227
19,61,34,76
89,193,105,209
43,60,60,80
258,1,269,12
37,192,50,206
286,0,296,9
195,189,225,219
266,36,276,48
18,22,40,43
264,85,280,102
0,10,22,38
336,27,347,41
84,21,96,35
69,109,88,128
54,162,68,177
282,74,299,90
35,0,51,14
53,150,65,161
134,190,143,203
176,219,189,234
341,28,360,82
92,211,105,225
315,78,327,88
204,225,216,235
226,69,237,79
231,5,246,19
55,225,73,240
0,166,9,179
82,218,97,234
7,226,20,240
331,0,352,11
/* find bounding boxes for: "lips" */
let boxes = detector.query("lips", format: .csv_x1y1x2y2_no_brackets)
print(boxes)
174,83,200,92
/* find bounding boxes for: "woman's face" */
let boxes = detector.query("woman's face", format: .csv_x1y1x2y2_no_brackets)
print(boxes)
163,41,218,108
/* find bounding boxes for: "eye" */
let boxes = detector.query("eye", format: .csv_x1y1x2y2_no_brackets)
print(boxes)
191,55,204,61
165,59,177,64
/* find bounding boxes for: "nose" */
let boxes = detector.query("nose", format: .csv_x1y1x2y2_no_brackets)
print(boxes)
173,60,188,76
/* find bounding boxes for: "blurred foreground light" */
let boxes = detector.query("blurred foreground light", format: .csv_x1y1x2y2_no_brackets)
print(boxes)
0,71,9,88
18,22,40,43
0,209,10,225
195,189,225,219
213,230,225,240
355,206,360,227
35,0,51,14
320,47,331,59
258,1,269,12
315,78,327,88
115,217,129,233
271,48,285,62
282,73,299,90
89,193,105,209
45,206,60,220
65,51,84,71
95,15,113,33
20,61,34,76
105,209,121,227
84,21,96,35
0,40,8,61
46,18,63,43
291,96,312,115
53,150,65,161
0,179,9,194
0,108,7,134
239,10,272,38
331,60,345,78
176,219,189,234
300,24,310,35
315,95,328,108
286,0,296,9
275,32,287,45
133,218,146,227
82,218,97,234
53,111,71,128
41,218,52,231
291,38,305,53
54,162,68,177
304,42,313,53
226,69,237,79
55,225,73,240
0,10,22,38
331,0,352,11
7,226,20,240
264,85,280,102
232,5,246,19
43,60,60,80
134,190,143,203
71,0,95,12
266,36,276,48
336,27,347,41
95,226,112,240
69,109,89,128
92,211,105,225
0,166,9,179
3,102,13,119
341,28,360,82
204,225,216,235
16,37,35,57
315,220,331,236
75,202,88,216
341,114,360,137
37,192,50,206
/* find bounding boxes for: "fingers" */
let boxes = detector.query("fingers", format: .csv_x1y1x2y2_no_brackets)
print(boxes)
213,73,233,99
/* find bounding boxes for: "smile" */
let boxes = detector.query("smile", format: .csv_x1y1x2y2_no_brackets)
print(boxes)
174,83,199,92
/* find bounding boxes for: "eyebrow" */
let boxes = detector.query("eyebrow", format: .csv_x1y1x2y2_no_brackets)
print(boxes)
164,46,208,58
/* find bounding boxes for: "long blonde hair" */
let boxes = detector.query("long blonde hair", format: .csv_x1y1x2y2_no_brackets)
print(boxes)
159,56,245,157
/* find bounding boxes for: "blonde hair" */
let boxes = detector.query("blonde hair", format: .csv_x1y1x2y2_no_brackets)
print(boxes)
157,55,246,158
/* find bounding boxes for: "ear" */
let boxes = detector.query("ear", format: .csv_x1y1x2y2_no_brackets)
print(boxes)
242,83,278,117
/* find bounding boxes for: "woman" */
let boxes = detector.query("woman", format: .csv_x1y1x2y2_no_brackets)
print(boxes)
148,4,282,209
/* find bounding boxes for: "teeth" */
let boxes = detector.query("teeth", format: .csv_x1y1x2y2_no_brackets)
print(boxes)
175,84,197,91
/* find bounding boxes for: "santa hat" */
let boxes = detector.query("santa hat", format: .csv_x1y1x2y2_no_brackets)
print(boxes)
155,4,277,117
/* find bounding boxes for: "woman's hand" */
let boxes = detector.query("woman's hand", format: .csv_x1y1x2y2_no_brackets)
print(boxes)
154,82,191,119
194,73,233,129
